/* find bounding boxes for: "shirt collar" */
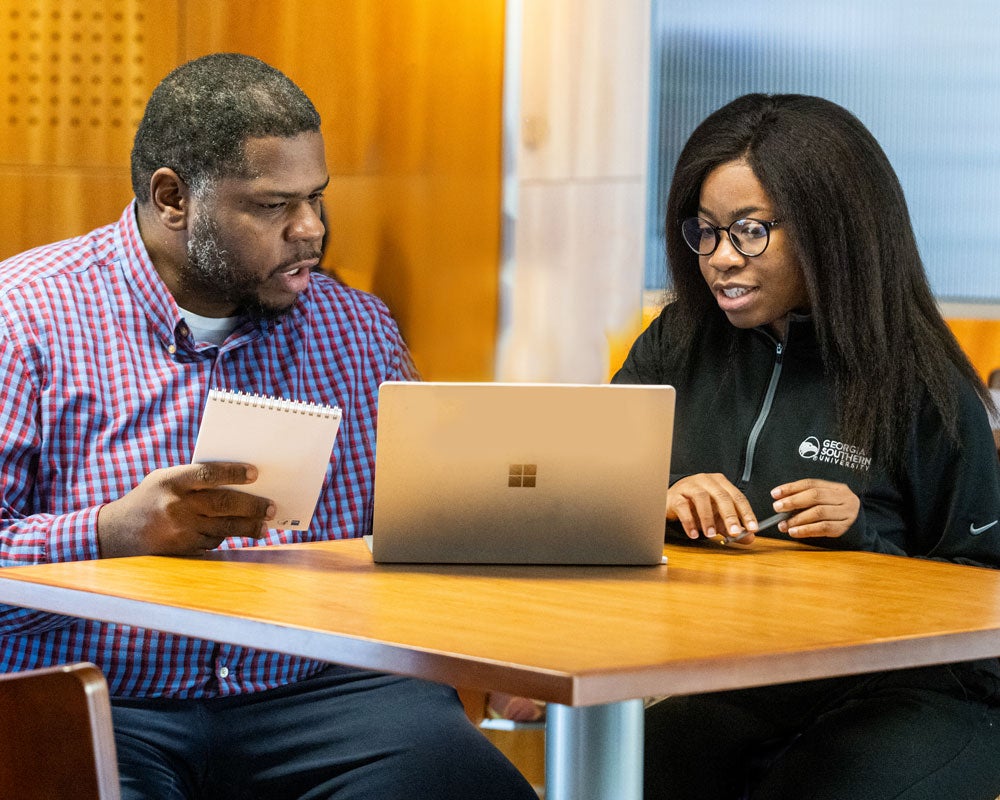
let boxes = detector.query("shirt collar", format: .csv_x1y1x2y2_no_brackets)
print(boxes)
112,202,187,353
111,202,293,354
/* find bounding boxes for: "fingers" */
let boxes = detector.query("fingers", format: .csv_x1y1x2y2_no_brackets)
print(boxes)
194,512,272,541
185,487,274,524
195,522,269,552
770,479,860,539
665,475,861,544
175,462,261,490
99,466,274,558
161,464,274,537
668,474,756,540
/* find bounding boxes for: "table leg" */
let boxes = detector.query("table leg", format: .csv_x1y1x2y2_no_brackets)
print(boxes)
545,698,644,800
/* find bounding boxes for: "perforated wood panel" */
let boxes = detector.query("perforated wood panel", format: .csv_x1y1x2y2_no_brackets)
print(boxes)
1,0,503,381
0,0,177,166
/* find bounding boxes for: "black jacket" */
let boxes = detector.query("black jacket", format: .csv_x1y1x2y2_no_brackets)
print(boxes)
612,303,1000,570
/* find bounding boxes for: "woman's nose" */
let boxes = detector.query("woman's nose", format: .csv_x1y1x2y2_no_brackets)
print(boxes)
706,231,746,271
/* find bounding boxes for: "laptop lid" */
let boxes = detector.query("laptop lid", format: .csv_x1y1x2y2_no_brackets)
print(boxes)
370,382,674,565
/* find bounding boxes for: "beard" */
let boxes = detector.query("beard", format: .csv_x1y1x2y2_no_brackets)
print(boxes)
181,212,296,321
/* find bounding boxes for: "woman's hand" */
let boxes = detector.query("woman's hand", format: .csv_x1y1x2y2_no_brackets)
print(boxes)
770,479,860,538
667,473,758,542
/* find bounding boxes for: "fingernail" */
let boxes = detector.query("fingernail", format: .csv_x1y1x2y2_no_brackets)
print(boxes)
771,488,781,498
747,520,758,531
774,500,785,511
265,503,276,520
706,527,716,538
246,466,259,481
729,524,741,535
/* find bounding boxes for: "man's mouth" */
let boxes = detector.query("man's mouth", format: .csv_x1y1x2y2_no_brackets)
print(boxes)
269,257,319,296
271,255,321,279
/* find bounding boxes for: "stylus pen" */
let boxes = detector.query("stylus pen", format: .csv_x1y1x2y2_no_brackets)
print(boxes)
721,511,789,544
756,511,790,532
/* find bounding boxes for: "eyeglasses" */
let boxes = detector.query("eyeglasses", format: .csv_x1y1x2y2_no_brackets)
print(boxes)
680,216,781,257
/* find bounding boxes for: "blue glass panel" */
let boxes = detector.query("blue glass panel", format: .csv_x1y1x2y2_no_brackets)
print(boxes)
646,0,1000,301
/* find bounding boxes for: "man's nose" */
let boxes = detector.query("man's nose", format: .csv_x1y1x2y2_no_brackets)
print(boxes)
288,201,325,242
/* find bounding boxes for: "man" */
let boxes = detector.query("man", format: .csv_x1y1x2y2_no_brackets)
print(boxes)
0,53,536,800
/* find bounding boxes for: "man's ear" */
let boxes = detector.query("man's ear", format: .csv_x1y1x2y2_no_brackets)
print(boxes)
148,168,190,231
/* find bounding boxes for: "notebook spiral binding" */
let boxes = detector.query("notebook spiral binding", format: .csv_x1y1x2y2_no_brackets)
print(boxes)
208,389,342,418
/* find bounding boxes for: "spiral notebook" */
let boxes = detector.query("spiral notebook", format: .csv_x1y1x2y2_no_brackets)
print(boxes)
192,389,343,530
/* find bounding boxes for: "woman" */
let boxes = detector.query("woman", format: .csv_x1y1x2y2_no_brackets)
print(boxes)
613,94,1000,799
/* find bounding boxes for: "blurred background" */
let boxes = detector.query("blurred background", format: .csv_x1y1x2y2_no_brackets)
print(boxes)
1,0,997,385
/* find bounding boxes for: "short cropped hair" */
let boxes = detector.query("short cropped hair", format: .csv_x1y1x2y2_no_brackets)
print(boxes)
130,53,321,201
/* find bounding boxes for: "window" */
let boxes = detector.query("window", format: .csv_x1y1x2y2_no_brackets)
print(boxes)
646,0,1000,302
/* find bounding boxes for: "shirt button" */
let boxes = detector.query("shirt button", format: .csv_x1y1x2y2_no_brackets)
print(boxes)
218,666,229,679
167,343,177,354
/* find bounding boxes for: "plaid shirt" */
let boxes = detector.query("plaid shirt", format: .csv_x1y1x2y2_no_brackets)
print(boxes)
0,204,417,698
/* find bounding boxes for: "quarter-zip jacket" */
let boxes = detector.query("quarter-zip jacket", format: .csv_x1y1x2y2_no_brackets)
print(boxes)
612,303,1000,569
614,303,1000,697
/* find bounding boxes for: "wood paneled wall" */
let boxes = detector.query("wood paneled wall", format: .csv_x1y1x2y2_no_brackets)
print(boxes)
0,3,177,250
946,319,1000,383
0,0,505,380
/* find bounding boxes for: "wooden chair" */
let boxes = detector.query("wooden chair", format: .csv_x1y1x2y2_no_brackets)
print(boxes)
458,688,545,794
0,662,120,799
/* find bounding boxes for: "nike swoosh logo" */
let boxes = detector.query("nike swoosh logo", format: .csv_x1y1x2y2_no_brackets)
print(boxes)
970,520,999,536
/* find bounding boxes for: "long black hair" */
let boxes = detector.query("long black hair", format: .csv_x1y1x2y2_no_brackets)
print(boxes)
664,93,990,473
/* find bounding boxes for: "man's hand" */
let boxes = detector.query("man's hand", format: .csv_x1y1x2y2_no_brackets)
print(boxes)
97,462,274,558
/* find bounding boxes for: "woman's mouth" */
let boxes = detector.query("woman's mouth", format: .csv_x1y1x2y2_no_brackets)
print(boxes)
716,284,757,312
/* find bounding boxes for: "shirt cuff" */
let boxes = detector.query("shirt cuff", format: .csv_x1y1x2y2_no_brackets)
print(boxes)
45,505,103,563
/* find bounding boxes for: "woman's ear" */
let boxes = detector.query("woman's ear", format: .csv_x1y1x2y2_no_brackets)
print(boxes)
147,168,190,231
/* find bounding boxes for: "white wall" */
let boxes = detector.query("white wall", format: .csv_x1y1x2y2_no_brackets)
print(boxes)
496,0,651,382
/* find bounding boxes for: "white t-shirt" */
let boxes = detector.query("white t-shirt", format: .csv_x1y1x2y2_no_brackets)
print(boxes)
178,307,239,347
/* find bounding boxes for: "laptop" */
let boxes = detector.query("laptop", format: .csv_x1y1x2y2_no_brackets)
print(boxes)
367,381,675,565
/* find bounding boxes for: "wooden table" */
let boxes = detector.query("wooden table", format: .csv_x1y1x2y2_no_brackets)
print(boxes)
1,537,999,799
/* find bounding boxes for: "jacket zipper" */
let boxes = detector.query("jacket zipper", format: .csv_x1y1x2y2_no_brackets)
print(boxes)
739,340,784,486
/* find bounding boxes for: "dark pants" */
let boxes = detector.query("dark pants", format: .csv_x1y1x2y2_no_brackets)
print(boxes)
111,665,537,800
644,664,1000,800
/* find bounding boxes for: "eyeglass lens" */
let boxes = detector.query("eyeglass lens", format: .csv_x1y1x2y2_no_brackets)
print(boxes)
681,217,771,257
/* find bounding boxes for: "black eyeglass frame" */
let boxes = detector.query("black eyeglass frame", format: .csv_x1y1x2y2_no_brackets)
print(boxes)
680,216,781,257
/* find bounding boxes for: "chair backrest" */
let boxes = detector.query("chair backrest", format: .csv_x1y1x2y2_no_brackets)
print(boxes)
0,662,120,800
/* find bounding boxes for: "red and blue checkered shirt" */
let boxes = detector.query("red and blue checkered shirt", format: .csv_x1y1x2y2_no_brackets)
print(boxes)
0,204,418,697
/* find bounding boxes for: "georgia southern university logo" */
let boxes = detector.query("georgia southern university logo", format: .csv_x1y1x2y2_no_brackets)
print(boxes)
798,437,821,460
798,435,872,472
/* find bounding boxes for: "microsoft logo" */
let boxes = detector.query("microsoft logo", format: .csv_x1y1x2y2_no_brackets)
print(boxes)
508,464,537,487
